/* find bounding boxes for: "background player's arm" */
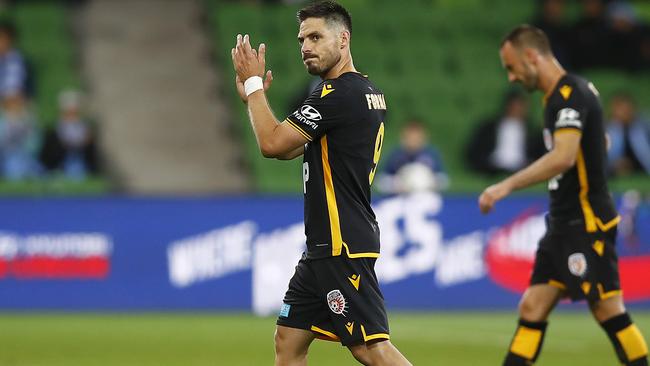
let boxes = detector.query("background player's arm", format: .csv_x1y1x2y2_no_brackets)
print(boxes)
231,34,308,159
479,130,581,213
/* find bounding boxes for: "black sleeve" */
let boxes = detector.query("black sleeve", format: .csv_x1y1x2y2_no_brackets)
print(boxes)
283,79,351,141
548,85,588,134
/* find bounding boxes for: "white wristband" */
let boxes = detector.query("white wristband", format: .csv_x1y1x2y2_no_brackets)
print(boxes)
244,76,263,97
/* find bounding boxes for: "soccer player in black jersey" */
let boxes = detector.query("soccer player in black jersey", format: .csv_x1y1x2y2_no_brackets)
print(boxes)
231,2,411,365
479,25,648,366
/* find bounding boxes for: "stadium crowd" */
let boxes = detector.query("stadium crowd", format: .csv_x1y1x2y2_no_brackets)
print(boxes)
0,20,97,182
534,0,650,72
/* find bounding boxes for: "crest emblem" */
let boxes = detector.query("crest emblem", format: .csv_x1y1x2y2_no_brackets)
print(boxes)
327,290,347,316
568,253,587,277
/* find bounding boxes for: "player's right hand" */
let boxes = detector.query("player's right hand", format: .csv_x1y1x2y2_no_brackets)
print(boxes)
234,70,273,104
478,182,511,214
231,34,273,103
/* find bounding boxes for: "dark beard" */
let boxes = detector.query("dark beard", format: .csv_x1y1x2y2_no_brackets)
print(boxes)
306,53,340,78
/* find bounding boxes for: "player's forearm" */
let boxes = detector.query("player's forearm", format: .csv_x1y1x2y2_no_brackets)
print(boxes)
502,151,573,192
275,146,304,160
246,91,282,157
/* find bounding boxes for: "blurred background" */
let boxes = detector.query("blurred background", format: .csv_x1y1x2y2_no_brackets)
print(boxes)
0,0,649,365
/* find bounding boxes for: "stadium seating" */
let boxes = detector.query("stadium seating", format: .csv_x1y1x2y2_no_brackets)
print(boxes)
0,2,109,195
10,2,81,126
210,0,650,193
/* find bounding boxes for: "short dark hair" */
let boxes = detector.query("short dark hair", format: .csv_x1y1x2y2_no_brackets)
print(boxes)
501,24,552,55
297,1,352,35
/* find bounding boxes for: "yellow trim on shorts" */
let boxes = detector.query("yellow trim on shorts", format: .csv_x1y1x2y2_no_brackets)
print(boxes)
311,325,339,341
360,324,390,342
548,279,567,290
596,216,621,232
597,283,622,300
342,242,380,259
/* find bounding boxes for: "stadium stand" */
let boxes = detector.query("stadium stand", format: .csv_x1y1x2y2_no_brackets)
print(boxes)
208,0,650,193
0,2,110,194
80,0,248,194
11,2,80,127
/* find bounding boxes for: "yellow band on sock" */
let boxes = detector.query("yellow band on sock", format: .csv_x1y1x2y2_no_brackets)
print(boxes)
510,326,543,360
617,324,648,361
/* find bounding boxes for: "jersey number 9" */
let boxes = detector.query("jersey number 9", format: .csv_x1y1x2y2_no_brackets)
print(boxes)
369,122,385,185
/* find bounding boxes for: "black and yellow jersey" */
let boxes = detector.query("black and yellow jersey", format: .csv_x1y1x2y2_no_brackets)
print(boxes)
543,73,619,232
284,72,386,259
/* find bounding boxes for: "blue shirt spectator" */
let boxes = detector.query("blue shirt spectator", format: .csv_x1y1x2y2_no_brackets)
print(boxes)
0,21,28,99
377,120,448,194
607,93,650,175
0,96,40,180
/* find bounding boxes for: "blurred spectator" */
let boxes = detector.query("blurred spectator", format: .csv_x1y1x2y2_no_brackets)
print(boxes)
465,90,544,176
532,0,572,68
377,119,448,194
606,93,650,176
606,1,646,71
39,89,97,180
0,20,31,100
570,0,611,70
619,189,642,250
640,23,650,69
0,95,40,180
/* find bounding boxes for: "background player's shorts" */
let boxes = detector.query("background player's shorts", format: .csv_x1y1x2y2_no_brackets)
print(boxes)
530,217,621,302
276,253,389,347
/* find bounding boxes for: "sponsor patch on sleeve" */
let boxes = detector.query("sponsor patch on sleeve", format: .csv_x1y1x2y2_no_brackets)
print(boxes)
555,108,582,129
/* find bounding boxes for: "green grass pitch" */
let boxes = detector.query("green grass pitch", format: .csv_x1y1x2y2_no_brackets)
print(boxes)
1,311,648,365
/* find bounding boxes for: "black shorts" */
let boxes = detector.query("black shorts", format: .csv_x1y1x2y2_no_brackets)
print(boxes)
276,253,389,347
530,216,621,302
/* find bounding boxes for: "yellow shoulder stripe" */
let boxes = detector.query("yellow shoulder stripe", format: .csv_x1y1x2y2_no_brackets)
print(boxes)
284,119,313,141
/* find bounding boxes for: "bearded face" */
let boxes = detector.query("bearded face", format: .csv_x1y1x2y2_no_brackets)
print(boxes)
500,42,540,92
298,18,345,77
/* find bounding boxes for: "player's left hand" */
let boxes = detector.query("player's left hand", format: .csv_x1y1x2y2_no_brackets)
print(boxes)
231,34,273,103
478,182,511,214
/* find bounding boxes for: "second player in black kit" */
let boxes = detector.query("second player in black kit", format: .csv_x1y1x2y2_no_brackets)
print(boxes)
533,73,621,302
278,72,390,346
480,25,648,366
